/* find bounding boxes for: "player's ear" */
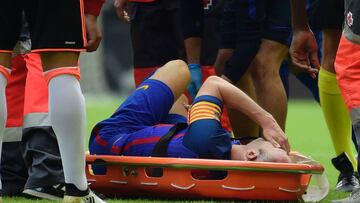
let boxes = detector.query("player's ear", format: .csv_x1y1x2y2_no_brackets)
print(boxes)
245,149,259,161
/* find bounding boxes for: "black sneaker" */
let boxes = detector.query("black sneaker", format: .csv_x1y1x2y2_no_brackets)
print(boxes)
22,184,64,201
332,153,360,192
336,172,360,192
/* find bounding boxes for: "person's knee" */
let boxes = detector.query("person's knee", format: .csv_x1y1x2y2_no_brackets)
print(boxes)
203,75,222,87
256,40,288,63
151,59,191,99
214,49,234,75
251,57,279,83
217,49,234,61
251,41,287,82
0,53,12,68
167,59,188,71
40,52,80,71
169,59,191,82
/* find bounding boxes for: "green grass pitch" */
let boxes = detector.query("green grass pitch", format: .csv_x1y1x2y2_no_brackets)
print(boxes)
4,98,354,202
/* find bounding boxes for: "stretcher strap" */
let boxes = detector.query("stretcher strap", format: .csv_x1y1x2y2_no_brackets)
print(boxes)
151,123,188,157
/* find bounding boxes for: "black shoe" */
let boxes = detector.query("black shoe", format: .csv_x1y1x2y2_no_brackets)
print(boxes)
332,152,360,192
336,172,360,192
22,184,64,201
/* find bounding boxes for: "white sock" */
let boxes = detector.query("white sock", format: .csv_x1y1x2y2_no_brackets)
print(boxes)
49,74,88,191
0,73,7,191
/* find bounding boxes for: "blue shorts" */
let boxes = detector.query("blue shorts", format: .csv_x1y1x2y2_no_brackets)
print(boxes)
221,0,292,49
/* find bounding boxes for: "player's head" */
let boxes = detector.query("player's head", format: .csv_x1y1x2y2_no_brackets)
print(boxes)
231,138,291,163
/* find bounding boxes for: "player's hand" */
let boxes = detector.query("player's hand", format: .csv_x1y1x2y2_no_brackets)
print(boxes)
262,117,290,153
85,14,102,52
187,64,202,99
290,29,320,79
114,0,130,22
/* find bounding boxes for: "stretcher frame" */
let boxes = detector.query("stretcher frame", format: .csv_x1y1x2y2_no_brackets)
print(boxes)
86,154,324,201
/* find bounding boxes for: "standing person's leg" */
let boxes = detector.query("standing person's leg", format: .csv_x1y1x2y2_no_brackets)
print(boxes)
217,0,265,137
181,0,203,99
22,53,64,200
0,2,23,199
319,29,358,186
1,54,27,197
224,72,259,138
250,0,291,130
130,1,184,86
309,0,358,191
202,1,233,133
251,39,288,129
24,0,104,201
333,34,360,203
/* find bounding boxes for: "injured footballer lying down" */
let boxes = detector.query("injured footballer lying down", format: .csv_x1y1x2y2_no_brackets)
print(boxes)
89,60,291,163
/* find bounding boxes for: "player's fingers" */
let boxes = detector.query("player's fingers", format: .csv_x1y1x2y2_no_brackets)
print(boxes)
278,136,290,153
307,68,319,79
87,41,95,52
291,56,311,70
114,1,126,21
87,39,99,52
269,138,281,149
310,52,321,70
285,140,291,154
115,8,125,20
123,11,130,22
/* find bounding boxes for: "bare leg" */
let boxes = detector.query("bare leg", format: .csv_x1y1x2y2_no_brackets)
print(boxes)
321,29,341,73
0,53,12,68
150,60,191,101
214,49,234,76
184,38,201,64
169,94,189,117
251,39,288,130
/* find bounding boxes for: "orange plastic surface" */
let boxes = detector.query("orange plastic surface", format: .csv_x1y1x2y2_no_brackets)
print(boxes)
86,154,324,201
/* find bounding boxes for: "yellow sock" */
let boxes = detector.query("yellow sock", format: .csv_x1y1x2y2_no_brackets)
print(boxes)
318,68,357,169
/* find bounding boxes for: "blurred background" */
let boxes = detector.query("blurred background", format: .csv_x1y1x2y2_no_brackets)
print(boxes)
79,0,314,100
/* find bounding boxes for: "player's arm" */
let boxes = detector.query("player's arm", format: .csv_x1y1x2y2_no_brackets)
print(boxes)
196,76,290,153
84,0,105,52
290,0,320,78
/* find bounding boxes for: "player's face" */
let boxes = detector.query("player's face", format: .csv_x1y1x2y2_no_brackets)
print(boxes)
259,147,291,163
246,138,291,163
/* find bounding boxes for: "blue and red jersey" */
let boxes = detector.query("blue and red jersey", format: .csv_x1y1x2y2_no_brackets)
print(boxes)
89,78,234,160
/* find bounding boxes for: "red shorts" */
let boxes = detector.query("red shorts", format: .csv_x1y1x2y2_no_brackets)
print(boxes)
335,35,360,110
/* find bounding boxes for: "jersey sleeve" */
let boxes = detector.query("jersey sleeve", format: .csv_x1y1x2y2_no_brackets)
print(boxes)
84,0,105,16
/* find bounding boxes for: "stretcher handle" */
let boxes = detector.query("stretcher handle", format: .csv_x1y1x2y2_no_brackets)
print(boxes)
87,155,324,175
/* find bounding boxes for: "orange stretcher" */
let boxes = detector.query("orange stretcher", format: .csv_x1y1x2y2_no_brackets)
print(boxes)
86,153,325,201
